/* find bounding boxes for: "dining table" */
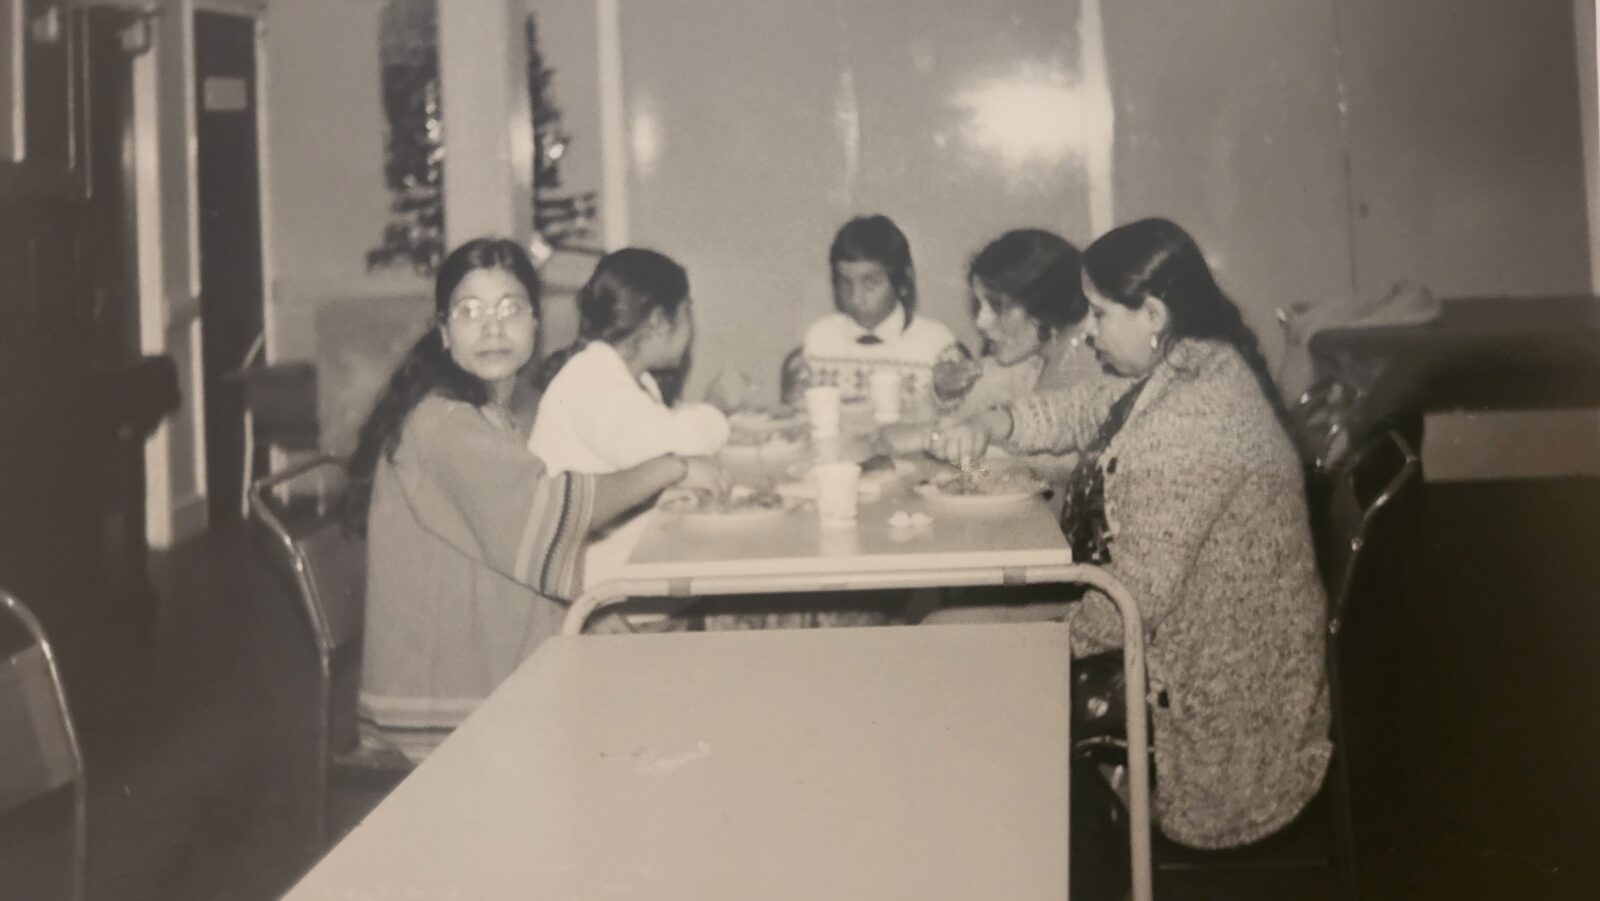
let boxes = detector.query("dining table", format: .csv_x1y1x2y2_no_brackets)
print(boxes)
284,404,1156,900
554,407,1156,901
286,622,1096,900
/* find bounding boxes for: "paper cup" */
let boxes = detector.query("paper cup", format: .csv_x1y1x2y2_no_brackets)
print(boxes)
868,370,903,424
805,386,842,437
813,461,862,526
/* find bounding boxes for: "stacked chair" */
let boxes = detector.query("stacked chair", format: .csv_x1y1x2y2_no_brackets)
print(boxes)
0,589,87,901
248,457,412,848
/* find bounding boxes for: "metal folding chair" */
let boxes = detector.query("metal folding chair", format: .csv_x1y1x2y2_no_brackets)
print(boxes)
0,590,87,901
249,456,409,847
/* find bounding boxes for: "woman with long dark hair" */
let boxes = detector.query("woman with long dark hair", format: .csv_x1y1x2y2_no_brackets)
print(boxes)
528,247,750,591
928,219,1330,852
346,238,725,761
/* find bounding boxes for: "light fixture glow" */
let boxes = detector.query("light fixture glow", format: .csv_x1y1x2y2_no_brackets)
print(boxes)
952,68,1085,169
630,99,661,178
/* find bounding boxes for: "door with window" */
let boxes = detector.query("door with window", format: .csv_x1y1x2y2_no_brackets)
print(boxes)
194,10,265,523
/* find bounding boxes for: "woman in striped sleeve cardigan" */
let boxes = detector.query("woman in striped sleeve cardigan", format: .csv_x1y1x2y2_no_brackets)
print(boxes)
342,238,726,761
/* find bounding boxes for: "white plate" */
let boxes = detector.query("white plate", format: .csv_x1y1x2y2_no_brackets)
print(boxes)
658,489,797,525
727,407,806,432
721,435,808,460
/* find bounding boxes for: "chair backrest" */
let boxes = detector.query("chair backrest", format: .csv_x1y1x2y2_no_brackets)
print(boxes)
249,457,366,658
1316,428,1420,636
0,590,86,901
779,346,808,407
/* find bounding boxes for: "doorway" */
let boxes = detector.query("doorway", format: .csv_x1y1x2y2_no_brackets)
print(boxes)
194,10,265,524
0,4,146,658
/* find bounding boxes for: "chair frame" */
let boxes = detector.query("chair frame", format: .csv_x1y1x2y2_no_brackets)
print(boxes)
248,454,368,847
1,589,88,901
1321,427,1420,900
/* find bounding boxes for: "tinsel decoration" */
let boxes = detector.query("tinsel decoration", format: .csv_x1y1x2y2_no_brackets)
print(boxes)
367,1,597,275
528,16,599,253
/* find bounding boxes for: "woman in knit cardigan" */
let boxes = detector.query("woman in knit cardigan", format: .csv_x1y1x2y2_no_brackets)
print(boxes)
928,218,1331,851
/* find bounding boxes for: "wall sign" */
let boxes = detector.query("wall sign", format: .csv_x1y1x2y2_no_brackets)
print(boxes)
202,75,249,113
1,0,22,162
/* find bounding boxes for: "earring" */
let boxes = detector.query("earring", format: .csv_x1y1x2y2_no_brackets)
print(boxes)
1149,334,1159,350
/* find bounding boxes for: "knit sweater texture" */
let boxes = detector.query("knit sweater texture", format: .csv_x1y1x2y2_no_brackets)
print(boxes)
1010,338,1331,849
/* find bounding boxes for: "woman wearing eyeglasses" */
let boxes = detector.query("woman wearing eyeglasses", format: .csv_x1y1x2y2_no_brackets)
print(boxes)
342,238,726,762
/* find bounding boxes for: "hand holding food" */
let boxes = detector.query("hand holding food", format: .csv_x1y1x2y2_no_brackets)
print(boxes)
932,356,983,401
706,369,758,413
676,456,732,497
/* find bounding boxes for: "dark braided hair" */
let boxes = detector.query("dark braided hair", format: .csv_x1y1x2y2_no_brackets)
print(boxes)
536,247,691,404
340,238,541,534
1083,218,1291,429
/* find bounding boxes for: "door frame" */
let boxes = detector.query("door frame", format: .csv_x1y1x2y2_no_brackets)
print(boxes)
188,0,272,526
1577,1,1600,292
63,0,184,546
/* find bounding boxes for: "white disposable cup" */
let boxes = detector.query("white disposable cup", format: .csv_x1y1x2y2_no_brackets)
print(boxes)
805,386,842,437
868,370,903,424
813,461,862,526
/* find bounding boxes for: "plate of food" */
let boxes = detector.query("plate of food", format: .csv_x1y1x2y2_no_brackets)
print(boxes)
722,422,810,459
727,404,805,432
657,485,796,524
912,468,1048,511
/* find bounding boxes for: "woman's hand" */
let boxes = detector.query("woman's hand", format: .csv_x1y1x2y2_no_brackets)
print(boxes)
676,455,732,497
927,407,1012,467
932,356,983,401
705,369,756,413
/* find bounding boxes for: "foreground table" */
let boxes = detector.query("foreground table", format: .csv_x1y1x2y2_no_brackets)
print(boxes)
285,624,1075,900
563,486,1154,901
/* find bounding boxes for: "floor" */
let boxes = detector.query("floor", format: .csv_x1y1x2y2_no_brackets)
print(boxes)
2,478,1597,900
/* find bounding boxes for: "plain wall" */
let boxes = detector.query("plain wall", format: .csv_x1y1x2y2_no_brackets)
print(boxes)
1102,0,1355,384
1338,0,1591,301
615,0,1095,402
261,0,427,365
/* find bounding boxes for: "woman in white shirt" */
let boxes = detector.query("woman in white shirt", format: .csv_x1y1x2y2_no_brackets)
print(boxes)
799,215,963,410
530,248,745,589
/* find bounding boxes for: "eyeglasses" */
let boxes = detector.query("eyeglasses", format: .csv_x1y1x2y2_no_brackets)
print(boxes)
446,296,534,326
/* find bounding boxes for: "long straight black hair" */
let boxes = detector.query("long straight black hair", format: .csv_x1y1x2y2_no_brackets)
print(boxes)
340,238,541,534
537,247,691,404
1083,218,1290,428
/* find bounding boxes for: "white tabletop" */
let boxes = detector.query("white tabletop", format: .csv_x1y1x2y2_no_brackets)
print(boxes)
620,475,1072,584
284,623,1073,900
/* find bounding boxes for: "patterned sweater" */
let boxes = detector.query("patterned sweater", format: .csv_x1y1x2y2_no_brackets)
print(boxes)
1009,339,1331,849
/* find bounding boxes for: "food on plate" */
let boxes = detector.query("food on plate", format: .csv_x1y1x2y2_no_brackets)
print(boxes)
887,510,933,529
725,423,809,449
660,485,787,515
727,404,804,432
919,468,1045,498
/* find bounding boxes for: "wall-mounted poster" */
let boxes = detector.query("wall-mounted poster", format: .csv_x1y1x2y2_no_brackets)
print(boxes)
1,0,23,162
